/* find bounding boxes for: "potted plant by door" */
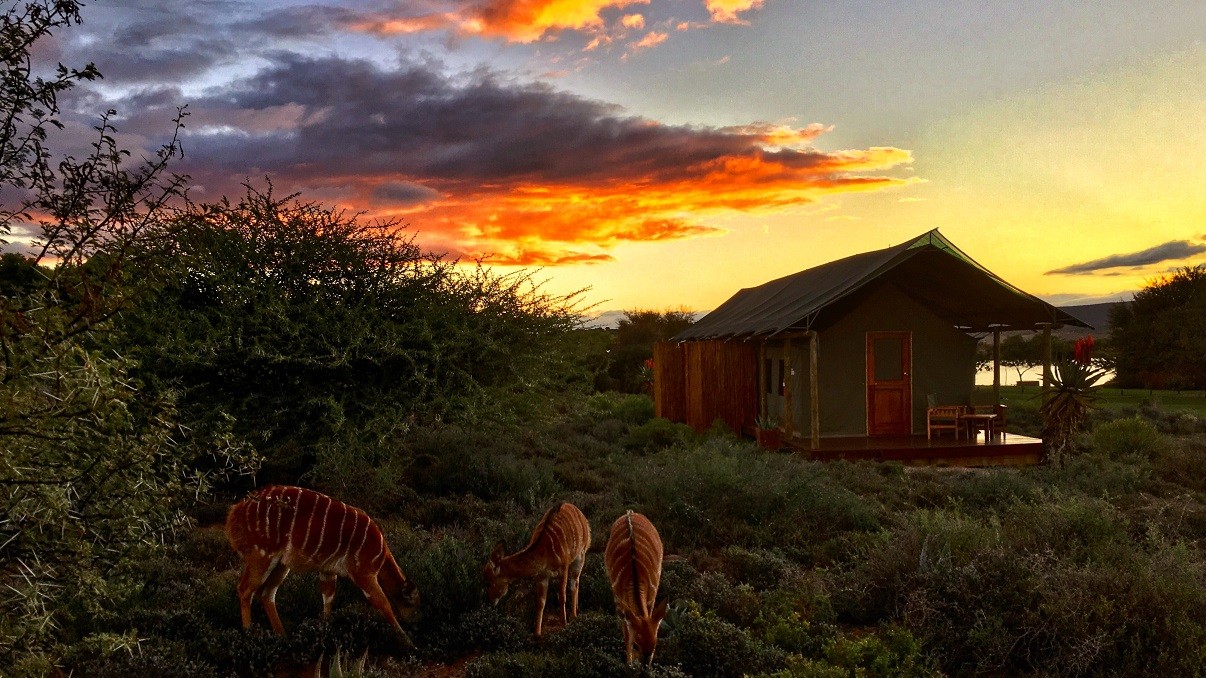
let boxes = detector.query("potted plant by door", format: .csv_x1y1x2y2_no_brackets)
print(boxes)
754,415,782,451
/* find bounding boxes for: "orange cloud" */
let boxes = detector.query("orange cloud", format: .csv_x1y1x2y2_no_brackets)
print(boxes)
621,13,646,29
350,13,453,35
350,1,769,50
705,0,764,23
176,57,914,268
463,0,651,42
353,135,914,265
477,248,616,265
628,30,668,52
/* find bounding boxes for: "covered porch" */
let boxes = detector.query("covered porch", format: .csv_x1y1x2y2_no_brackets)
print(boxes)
768,428,1043,467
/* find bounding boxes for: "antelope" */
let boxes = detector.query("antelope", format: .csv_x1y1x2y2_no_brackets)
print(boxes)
225,485,420,647
482,501,591,637
604,511,668,665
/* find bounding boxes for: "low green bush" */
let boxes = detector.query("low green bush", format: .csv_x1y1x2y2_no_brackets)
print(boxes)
1092,417,1168,460
408,437,562,509
657,605,786,677
579,392,656,427
623,417,696,454
771,626,937,678
620,439,880,555
432,606,528,656
1152,438,1206,492
393,534,486,631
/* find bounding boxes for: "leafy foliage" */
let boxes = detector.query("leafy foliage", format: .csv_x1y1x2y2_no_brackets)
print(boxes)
599,309,694,392
0,3,257,669
122,186,589,484
1110,265,1206,389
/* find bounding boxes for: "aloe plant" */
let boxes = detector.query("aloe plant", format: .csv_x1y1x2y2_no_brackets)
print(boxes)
1041,337,1108,464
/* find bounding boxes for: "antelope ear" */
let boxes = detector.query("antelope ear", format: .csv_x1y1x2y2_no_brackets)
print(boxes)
653,598,669,622
490,540,506,561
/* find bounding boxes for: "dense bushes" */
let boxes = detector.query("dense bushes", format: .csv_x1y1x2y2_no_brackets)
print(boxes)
33,395,1205,675
122,189,590,487
835,498,1206,675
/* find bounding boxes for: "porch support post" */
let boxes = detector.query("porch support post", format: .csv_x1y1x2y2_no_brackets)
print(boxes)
992,328,1001,403
758,339,767,424
1040,324,1053,405
809,330,820,450
783,337,794,440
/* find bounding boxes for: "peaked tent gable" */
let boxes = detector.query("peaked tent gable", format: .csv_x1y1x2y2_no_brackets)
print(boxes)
675,229,1090,340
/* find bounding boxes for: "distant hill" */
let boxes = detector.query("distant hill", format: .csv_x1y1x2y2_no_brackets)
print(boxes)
1057,302,1118,337
983,301,1125,344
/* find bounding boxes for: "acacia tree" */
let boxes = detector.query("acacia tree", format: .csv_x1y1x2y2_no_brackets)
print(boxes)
122,186,588,501
1110,266,1206,390
604,309,695,392
0,2,254,670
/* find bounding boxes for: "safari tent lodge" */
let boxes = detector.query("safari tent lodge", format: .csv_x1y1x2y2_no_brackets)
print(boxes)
652,230,1090,466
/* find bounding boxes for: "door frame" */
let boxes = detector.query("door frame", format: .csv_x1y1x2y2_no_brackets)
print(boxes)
866,331,912,435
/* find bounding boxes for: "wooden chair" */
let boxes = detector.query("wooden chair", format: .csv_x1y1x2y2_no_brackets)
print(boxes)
926,405,964,440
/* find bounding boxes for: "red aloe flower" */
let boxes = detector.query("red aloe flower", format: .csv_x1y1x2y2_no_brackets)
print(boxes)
1073,336,1095,366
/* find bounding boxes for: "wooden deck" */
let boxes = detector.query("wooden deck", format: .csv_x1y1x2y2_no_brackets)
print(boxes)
770,431,1044,467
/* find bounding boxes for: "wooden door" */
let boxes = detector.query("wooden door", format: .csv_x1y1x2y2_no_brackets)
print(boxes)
867,332,911,436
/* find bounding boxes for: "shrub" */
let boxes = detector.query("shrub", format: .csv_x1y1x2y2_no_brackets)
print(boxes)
621,439,880,555
1091,417,1168,460
431,606,528,656
774,626,937,678
656,605,786,677
1152,438,1206,493
577,392,655,428
623,417,696,454
758,612,839,657
407,434,562,509
392,534,486,632
61,634,220,678
719,546,800,591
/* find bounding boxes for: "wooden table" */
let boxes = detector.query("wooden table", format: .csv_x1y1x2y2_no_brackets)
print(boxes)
962,413,998,440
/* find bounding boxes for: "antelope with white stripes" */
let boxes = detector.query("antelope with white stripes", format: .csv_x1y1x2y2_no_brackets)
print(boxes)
604,511,668,665
482,501,591,637
225,486,420,647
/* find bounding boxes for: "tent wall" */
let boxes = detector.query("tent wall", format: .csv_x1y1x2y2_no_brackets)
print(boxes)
653,341,687,423
801,282,977,435
654,339,757,433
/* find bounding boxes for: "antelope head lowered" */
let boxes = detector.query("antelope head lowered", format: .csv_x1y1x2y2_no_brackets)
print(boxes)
482,501,591,637
225,485,420,648
604,510,668,665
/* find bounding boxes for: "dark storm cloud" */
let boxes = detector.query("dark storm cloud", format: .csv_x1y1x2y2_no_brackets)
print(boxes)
169,53,846,187
64,2,245,83
241,4,363,38
1046,240,1206,275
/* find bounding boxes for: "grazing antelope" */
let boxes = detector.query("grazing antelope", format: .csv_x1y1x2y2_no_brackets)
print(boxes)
482,501,591,637
225,486,420,647
604,511,668,665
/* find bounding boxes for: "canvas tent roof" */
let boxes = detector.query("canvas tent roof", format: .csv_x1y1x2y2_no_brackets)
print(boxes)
675,230,1090,340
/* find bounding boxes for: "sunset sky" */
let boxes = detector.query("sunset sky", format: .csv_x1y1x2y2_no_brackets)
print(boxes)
39,0,1206,313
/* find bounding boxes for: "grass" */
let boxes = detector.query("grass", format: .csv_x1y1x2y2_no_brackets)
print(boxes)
34,392,1206,677
977,384,1206,417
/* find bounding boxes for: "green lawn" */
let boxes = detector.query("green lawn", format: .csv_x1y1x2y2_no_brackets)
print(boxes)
976,384,1206,417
